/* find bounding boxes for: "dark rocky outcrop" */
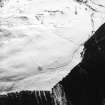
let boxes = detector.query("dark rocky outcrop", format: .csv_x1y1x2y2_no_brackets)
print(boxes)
60,23,105,105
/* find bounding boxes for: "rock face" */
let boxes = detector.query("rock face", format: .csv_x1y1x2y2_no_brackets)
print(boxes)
81,23,105,105
60,23,105,105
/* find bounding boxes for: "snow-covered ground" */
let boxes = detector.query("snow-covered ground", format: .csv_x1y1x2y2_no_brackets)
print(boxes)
0,0,105,94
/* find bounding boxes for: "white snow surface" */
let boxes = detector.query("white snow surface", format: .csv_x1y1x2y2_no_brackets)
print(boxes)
0,0,105,94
